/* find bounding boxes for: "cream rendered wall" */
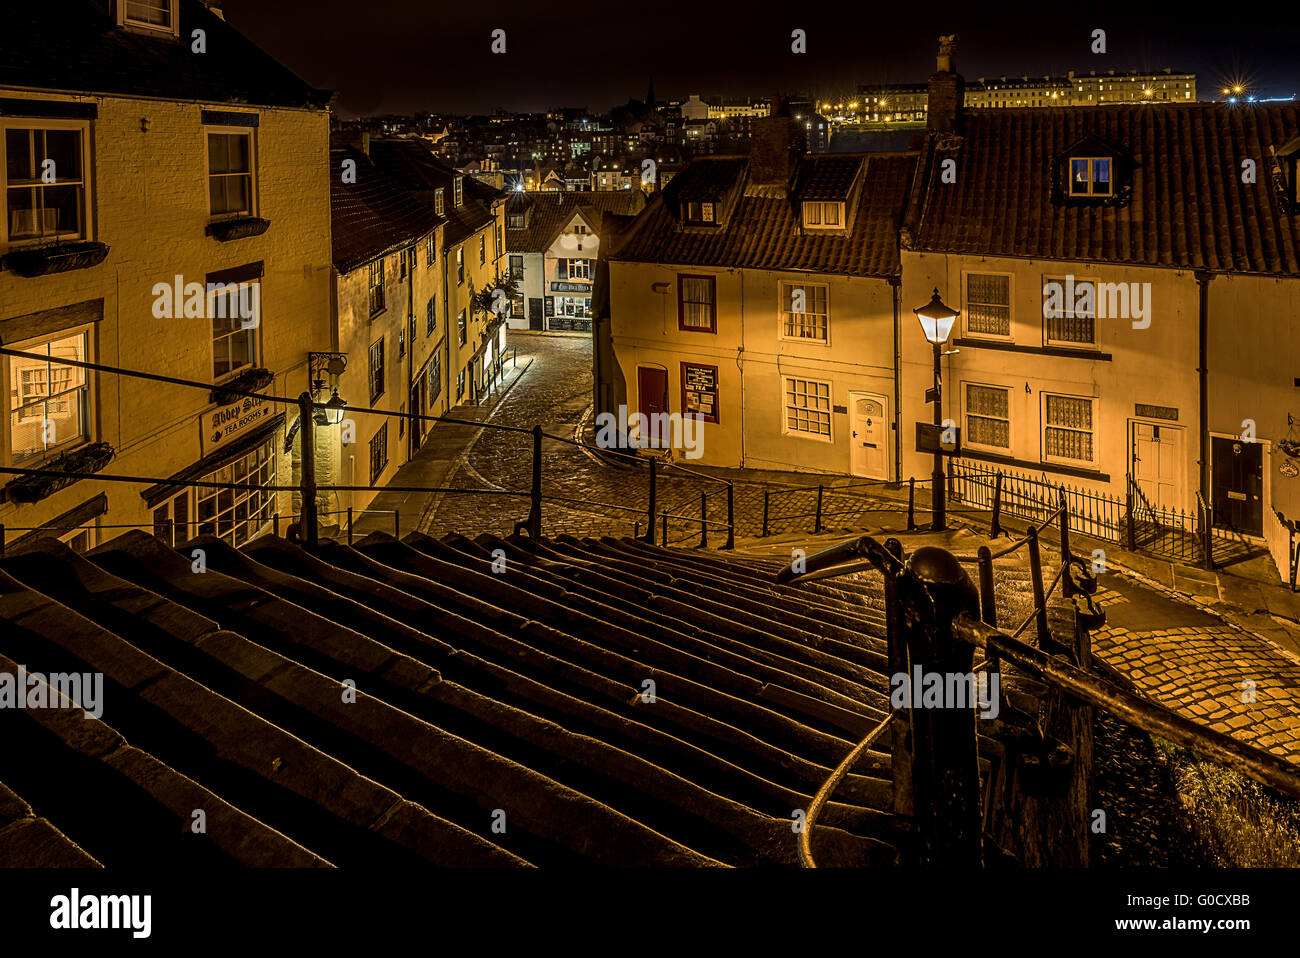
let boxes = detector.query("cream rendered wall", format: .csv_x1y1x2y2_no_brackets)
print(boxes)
0,90,332,545
900,252,1200,507
608,261,898,474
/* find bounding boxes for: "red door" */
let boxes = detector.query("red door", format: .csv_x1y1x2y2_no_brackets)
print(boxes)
637,366,669,448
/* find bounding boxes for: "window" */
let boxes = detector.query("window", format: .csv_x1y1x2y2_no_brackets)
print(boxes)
1069,157,1112,196
1043,394,1095,463
457,308,467,346
435,188,445,216
426,296,436,336
427,351,441,404
8,330,90,465
510,293,525,318
965,273,1011,337
508,254,523,280
368,337,385,402
456,247,464,284
210,280,259,381
399,318,407,359
1044,275,1096,346
559,297,590,318
2,124,89,245
684,201,716,224
479,234,486,265
802,201,843,229
369,422,388,484
195,440,275,548
454,176,464,207
118,0,177,33
426,232,435,268
400,247,409,279
456,368,466,399
574,224,588,234
783,377,832,440
677,274,716,332
509,213,525,228
207,129,255,219
779,282,829,342
964,383,1011,450
568,259,590,280
368,259,385,315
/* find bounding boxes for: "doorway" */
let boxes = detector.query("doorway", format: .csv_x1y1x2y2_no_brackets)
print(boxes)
636,366,669,449
1129,421,1184,511
1211,435,1264,536
849,392,889,479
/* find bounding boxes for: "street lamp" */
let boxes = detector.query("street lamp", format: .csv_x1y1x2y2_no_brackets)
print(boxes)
914,287,960,531
313,388,347,426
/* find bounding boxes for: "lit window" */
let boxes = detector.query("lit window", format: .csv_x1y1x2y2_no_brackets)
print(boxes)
677,274,716,332
8,330,90,465
1043,275,1097,346
779,282,829,341
119,0,177,34
426,232,435,268
2,124,89,245
802,201,844,229
368,259,385,315
1070,156,1112,196
210,280,259,381
426,295,436,336
965,273,1011,337
195,440,276,547
454,176,464,207
784,377,832,440
568,259,590,280
964,384,1010,450
1044,394,1095,463
435,188,445,216
369,422,388,484
457,308,467,346
368,337,385,402
456,247,464,284
207,129,255,219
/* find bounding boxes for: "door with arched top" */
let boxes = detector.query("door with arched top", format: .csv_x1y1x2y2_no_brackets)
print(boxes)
849,393,888,479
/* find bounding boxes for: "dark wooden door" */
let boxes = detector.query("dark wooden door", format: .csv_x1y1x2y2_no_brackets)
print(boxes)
636,366,669,448
528,297,543,330
1211,436,1263,535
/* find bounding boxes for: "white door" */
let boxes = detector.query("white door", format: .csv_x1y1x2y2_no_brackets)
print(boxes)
1131,421,1184,511
850,393,888,479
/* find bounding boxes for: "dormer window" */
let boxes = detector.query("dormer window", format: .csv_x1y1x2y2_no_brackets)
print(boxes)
683,201,715,224
508,213,525,228
803,201,843,229
117,0,179,37
454,176,464,207
435,188,445,216
1070,157,1111,196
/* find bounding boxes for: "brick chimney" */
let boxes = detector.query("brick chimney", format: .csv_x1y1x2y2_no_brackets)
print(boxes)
927,35,964,135
747,96,805,194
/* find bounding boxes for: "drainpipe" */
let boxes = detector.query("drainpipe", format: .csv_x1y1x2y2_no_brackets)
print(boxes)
889,276,902,482
1196,270,1212,503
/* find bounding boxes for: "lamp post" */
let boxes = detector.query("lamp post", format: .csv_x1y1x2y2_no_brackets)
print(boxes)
914,287,960,531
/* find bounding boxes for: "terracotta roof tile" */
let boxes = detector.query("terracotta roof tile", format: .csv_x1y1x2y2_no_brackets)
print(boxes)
330,146,443,274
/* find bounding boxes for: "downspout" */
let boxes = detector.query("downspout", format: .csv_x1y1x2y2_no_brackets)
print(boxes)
738,268,746,468
1196,270,1212,503
889,275,902,483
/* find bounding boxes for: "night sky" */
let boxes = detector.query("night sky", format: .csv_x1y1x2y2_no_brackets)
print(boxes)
218,0,1299,116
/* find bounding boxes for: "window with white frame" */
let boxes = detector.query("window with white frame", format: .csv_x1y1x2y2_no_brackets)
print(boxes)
677,274,716,332
779,282,829,342
427,350,441,403
454,176,464,207
965,273,1011,337
508,254,523,280
369,422,388,484
435,188,445,216
783,377,832,440
2,123,90,246
456,246,464,284
426,295,436,336
368,337,385,402
1043,274,1096,346
207,129,255,220
1069,157,1112,196
802,201,843,229
457,308,467,346
964,383,1011,450
568,259,590,280
211,281,259,381
194,439,275,548
118,0,178,34
8,329,90,465
368,259,385,315
479,234,486,265
426,232,435,268
1043,393,1096,464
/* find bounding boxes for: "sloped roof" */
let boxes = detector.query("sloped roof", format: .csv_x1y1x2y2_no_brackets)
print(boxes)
0,531,904,867
506,191,645,253
910,103,1300,276
613,153,918,278
368,139,499,248
330,146,444,274
0,0,327,109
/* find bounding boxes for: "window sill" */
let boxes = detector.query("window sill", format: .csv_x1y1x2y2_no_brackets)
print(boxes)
211,367,273,406
3,441,114,504
1,241,109,278
951,338,1111,361
206,217,271,242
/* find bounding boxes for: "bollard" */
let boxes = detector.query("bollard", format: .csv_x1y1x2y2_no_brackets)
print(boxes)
894,546,983,865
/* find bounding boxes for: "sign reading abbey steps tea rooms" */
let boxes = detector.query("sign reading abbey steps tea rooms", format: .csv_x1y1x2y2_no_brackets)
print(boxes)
201,396,272,456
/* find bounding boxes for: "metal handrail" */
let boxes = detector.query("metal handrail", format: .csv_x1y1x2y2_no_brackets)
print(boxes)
797,713,895,868
987,504,1066,559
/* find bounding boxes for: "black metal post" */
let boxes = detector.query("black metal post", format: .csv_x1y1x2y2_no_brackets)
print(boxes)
907,477,916,531
991,472,1003,538
347,507,354,545
163,517,175,548
273,513,280,537
1125,480,1137,550
699,492,708,548
882,537,911,817
814,484,824,534
761,489,770,537
931,341,946,531
725,483,735,550
977,544,1000,693
297,392,319,548
1202,498,1215,571
1027,526,1049,644
1058,488,1072,598
645,457,657,542
528,424,542,538
895,546,982,865
394,509,401,538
